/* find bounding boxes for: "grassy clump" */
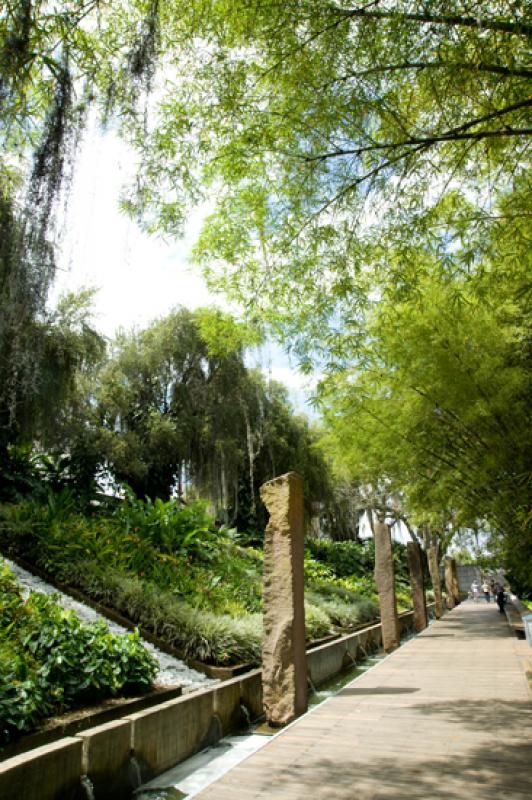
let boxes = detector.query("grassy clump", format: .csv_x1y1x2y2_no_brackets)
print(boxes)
0,559,157,748
307,591,379,629
62,562,263,666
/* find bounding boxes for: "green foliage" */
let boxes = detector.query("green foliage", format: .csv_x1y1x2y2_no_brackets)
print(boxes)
115,493,217,559
304,602,332,641
0,446,45,503
306,592,378,630
1,2,530,590
306,539,374,578
88,307,333,527
0,493,263,614
55,562,263,666
114,1,530,367
0,487,389,663
0,558,157,746
320,249,531,555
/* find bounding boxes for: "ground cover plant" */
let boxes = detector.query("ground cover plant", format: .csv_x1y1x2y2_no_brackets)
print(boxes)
0,558,157,749
305,537,413,615
0,490,393,665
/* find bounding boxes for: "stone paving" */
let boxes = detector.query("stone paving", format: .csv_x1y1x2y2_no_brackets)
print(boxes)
194,601,532,799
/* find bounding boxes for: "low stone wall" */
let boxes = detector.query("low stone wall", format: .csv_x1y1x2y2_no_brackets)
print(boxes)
0,607,433,800
306,607,431,687
0,738,83,800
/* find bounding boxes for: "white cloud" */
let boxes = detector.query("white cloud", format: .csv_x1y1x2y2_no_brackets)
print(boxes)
52,118,226,337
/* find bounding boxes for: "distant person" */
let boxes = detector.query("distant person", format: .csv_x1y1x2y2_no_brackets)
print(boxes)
471,581,480,602
489,578,496,599
496,585,506,614
482,580,490,603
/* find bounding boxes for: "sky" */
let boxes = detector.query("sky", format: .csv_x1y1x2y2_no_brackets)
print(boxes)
53,118,318,414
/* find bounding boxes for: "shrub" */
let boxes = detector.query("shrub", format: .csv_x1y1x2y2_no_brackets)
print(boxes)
304,602,332,640
0,492,388,665
0,559,157,747
306,590,379,629
58,562,264,665
305,539,374,578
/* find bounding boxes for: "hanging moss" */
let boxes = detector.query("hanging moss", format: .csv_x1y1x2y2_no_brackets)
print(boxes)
27,60,75,241
0,190,55,448
127,0,160,92
1,1,163,454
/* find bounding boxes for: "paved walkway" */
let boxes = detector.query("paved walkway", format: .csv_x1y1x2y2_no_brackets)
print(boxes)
195,602,532,799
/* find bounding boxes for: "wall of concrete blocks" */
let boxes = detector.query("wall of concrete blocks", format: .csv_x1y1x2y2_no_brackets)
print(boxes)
0,607,429,800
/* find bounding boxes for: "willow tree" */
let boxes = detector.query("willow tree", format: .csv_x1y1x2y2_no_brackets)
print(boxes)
90,307,333,524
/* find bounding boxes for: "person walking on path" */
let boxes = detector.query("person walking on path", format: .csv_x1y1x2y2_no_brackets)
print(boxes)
482,580,491,603
471,580,480,602
496,584,506,614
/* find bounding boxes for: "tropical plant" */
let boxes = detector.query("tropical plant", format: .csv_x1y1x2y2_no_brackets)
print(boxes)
0,559,157,747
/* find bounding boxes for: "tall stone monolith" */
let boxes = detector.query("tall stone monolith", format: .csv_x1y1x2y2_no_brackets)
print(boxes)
374,520,400,652
427,545,444,619
260,472,307,726
444,556,456,609
407,541,428,632
450,557,461,605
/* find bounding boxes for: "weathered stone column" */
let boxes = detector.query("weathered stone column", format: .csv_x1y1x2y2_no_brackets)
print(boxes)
407,541,427,632
374,520,400,652
427,545,444,619
450,557,461,605
444,556,456,609
260,472,307,726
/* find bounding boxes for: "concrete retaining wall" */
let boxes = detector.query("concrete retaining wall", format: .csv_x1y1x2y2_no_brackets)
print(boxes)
0,738,83,800
0,608,431,800
78,720,132,800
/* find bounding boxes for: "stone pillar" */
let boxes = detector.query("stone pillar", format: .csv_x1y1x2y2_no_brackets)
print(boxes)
260,472,307,726
444,556,456,609
374,520,400,652
427,546,444,619
450,558,461,605
407,541,427,632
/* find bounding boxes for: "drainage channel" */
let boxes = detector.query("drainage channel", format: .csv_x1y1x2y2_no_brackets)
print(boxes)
134,653,387,800
4,557,216,693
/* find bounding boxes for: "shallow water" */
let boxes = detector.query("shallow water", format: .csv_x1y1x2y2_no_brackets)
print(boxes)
307,652,385,706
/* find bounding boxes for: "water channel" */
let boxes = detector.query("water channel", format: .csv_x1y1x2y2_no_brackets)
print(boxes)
134,653,386,800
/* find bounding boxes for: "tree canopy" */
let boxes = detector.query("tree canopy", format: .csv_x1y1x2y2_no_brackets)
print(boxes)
120,0,531,358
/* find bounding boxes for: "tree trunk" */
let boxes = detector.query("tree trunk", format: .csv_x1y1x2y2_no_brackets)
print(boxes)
374,519,400,652
427,545,444,619
407,541,428,631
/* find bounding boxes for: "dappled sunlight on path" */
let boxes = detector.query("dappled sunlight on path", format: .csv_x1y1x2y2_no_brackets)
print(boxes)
194,602,532,799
